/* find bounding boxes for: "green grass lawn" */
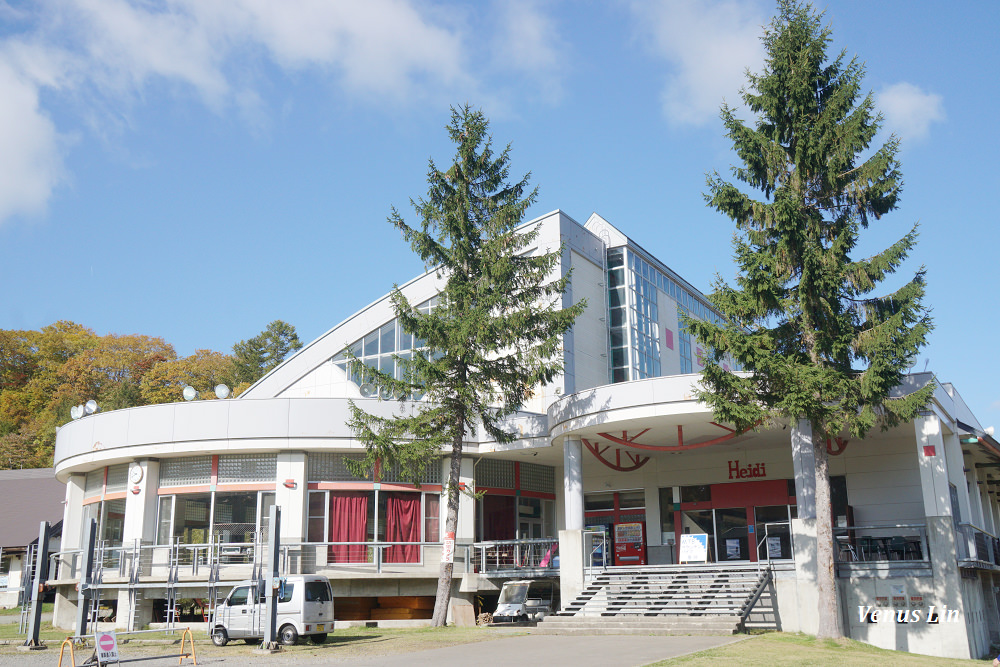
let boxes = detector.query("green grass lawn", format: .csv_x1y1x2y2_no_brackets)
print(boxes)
651,632,994,666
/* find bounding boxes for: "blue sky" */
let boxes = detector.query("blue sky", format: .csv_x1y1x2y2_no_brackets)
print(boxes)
1,1,997,424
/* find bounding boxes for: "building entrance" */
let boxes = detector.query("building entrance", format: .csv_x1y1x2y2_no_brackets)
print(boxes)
584,489,647,566
666,479,796,563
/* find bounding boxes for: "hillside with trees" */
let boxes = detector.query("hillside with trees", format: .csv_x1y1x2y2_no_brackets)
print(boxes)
0,319,302,469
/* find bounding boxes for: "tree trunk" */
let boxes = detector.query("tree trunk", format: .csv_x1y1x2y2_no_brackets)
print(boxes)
813,428,842,638
431,419,465,626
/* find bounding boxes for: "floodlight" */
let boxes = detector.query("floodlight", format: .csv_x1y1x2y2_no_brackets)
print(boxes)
84,400,99,415
183,386,198,401
215,384,231,399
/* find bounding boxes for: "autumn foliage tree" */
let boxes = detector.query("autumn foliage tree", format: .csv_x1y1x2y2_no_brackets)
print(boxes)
0,319,303,468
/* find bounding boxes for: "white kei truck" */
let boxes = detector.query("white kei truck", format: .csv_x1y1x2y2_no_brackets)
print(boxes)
211,575,334,646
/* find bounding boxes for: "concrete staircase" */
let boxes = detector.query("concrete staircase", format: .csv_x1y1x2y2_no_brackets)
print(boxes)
536,563,771,636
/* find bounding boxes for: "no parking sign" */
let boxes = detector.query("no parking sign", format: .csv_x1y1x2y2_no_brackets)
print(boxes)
96,630,119,664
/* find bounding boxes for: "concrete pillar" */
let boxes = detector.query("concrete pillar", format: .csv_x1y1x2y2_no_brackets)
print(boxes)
943,431,971,522
915,413,951,518
456,457,475,542
563,437,584,531
118,460,160,630
275,451,307,542
558,529,584,612
790,517,818,634
53,475,85,631
791,420,816,519
123,459,160,545
914,413,973,658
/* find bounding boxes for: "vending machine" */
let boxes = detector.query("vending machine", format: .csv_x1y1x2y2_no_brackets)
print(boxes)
613,521,646,566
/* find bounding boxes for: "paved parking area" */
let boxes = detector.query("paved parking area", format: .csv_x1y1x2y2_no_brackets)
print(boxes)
0,633,746,667
321,634,746,667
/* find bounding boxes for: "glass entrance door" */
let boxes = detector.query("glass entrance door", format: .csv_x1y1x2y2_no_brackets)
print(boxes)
714,507,749,561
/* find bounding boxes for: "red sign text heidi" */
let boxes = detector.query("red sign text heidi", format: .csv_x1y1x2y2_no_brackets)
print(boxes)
728,460,767,480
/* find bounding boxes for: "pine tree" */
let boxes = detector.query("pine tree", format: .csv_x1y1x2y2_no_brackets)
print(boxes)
347,105,584,626
686,1,933,638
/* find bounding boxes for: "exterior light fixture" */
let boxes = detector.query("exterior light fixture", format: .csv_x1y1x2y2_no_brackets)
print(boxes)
84,400,99,415
283,479,296,489
182,386,198,401
214,384,231,399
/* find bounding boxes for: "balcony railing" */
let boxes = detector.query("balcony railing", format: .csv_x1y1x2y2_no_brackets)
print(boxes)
955,523,1000,568
833,523,929,573
471,538,559,575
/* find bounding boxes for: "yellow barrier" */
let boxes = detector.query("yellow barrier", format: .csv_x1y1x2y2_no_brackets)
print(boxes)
179,627,198,665
57,637,76,667
55,628,198,666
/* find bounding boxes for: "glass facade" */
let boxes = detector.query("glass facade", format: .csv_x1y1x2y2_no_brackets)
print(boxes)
606,245,734,382
332,296,438,395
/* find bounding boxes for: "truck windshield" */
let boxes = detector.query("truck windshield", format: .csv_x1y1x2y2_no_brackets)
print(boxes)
498,583,529,605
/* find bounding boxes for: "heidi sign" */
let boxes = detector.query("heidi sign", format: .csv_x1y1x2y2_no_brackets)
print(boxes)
728,460,767,480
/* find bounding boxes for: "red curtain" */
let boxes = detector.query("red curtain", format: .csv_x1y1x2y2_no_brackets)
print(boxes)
385,492,420,563
328,492,369,563
483,495,517,540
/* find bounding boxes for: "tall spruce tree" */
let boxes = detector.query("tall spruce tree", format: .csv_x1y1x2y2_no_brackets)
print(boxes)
347,106,584,626
686,1,933,638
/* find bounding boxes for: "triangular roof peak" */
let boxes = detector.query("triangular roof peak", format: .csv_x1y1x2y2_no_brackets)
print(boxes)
584,213,629,247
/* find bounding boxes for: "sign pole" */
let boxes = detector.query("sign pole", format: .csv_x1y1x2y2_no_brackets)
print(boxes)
258,505,281,651
75,519,98,639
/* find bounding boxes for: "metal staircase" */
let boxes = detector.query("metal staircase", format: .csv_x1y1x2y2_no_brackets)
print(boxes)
537,563,773,636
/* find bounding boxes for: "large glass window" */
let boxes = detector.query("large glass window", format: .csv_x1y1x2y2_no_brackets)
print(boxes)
333,296,439,391
310,489,439,563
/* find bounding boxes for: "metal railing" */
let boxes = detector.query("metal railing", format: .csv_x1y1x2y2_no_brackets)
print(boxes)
833,523,928,565
471,538,559,574
583,530,608,583
279,541,449,575
955,522,1000,567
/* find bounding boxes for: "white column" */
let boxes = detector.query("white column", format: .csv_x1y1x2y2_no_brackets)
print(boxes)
915,413,951,518
563,437,584,531
456,457,476,541
943,430,972,523
275,451,307,542
791,420,816,519
60,475,86,551
123,459,160,545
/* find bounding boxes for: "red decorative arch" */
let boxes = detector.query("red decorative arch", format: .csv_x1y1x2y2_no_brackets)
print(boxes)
596,421,759,453
582,438,650,472
827,437,849,456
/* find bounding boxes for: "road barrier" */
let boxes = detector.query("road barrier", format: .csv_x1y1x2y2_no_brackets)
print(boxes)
56,627,197,666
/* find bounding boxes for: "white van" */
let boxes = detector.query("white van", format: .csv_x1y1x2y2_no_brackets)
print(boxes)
211,575,334,646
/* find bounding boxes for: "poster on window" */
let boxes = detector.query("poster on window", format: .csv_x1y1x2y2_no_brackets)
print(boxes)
725,538,741,560
767,536,783,559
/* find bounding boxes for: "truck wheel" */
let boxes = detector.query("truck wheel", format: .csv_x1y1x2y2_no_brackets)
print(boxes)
279,624,299,646
211,627,229,647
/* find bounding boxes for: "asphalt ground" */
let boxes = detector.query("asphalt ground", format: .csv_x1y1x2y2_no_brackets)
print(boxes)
0,632,746,667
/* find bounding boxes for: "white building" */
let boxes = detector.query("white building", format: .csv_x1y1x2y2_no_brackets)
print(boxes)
51,210,1000,658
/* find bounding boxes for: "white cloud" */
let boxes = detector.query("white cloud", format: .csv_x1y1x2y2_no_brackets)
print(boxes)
0,0,479,227
0,59,63,222
629,0,766,125
490,0,565,103
877,82,945,142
